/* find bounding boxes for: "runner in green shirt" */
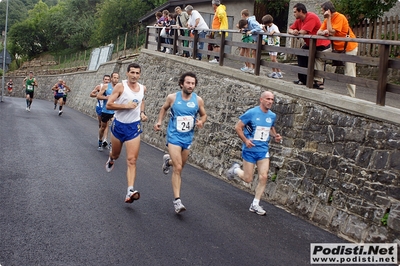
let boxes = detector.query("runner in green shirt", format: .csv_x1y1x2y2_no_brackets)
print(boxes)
23,71,38,111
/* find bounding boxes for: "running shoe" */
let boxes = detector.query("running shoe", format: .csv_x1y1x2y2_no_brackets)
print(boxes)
173,199,186,214
240,66,249,72
105,157,114,172
267,72,277,78
26,107,29,111
248,68,255,74
102,141,108,148
162,154,170,174
276,72,283,79
58,110,63,116
209,58,219,64
249,204,266,216
125,190,140,203
226,163,240,180
54,105,57,110
97,146,103,152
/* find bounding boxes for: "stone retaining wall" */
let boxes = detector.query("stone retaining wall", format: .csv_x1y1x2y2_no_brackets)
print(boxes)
6,52,400,246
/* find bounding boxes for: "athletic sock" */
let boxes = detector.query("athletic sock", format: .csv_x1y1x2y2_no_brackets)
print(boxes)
59,106,62,111
98,140,102,147
174,197,180,201
127,186,134,193
252,198,260,206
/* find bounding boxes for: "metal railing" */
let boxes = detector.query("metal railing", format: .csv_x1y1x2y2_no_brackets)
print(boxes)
146,26,400,106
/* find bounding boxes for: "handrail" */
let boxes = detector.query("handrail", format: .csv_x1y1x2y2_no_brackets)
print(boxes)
146,26,400,106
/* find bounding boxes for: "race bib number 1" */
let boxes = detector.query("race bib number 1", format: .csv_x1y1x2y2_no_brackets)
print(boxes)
177,116,194,132
253,126,270,141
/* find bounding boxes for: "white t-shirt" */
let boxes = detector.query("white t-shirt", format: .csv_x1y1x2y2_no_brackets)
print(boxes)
188,10,209,30
266,24,280,46
114,80,144,124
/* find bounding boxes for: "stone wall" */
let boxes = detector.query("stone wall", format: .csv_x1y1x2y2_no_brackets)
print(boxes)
6,52,400,246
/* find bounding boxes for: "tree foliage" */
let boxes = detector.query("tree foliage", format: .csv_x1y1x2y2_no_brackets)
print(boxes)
332,0,398,26
91,0,151,45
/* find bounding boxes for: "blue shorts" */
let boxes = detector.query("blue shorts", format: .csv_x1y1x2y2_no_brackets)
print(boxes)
166,140,192,150
242,150,270,164
96,106,102,116
111,119,142,143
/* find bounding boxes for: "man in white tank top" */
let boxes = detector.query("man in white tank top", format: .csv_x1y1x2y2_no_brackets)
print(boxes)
104,63,148,204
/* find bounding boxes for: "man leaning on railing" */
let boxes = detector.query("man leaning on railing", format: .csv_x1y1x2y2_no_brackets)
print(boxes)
317,1,358,98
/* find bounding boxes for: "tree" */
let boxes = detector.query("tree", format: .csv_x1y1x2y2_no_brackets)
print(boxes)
332,0,398,26
91,0,151,46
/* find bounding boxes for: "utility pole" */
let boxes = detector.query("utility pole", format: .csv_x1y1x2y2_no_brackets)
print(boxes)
1,0,9,102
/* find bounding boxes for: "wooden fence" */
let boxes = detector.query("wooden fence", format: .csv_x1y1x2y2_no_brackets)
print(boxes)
353,15,400,57
146,26,400,107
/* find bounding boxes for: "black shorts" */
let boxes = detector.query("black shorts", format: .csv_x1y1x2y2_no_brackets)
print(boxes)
101,112,114,123
54,95,63,100
26,91,34,98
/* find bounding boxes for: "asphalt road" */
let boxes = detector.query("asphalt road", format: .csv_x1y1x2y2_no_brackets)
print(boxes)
0,97,355,266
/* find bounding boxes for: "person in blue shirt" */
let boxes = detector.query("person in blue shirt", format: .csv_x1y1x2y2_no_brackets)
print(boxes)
227,91,282,216
154,72,207,214
96,72,119,151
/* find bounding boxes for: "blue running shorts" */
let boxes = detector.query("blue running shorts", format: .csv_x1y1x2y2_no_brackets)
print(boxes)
242,150,270,164
166,140,192,150
111,119,142,142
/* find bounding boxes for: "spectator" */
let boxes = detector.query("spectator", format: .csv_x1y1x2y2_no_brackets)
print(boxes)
209,0,228,64
161,10,171,53
240,9,264,74
166,12,177,54
261,14,283,79
155,11,167,53
237,19,252,73
288,3,331,89
317,1,358,97
185,5,210,60
175,6,190,57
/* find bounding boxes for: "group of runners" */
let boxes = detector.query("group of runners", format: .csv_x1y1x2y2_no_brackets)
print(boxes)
17,64,282,216
90,63,282,216
19,71,71,115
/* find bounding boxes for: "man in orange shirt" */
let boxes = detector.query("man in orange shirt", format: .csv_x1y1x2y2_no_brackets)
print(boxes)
209,0,228,64
318,1,358,97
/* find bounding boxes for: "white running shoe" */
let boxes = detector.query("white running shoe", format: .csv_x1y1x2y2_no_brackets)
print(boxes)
173,199,186,214
268,72,277,78
162,154,170,174
125,190,140,203
249,204,266,216
248,68,255,74
226,163,240,180
26,107,29,111
240,66,249,72
209,58,219,64
58,110,63,116
276,72,283,79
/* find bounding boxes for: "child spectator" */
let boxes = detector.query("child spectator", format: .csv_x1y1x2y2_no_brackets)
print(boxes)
237,19,252,73
262,14,283,79
240,9,264,74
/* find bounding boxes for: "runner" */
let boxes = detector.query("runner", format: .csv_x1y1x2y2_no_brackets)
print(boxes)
90,75,111,148
226,91,282,216
7,79,13,96
23,71,38,111
104,63,148,204
96,72,119,151
153,72,207,214
62,80,70,106
52,79,71,116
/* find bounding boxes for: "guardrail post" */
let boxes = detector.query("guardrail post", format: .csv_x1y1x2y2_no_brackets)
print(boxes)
254,33,263,76
192,30,199,60
376,44,390,106
306,38,317,88
219,31,226,66
173,29,178,55
145,27,149,49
